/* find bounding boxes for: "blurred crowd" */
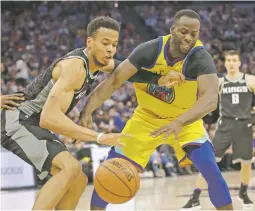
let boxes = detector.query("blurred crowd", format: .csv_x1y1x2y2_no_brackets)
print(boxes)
135,2,255,76
1,1,141,93
1,2,255,178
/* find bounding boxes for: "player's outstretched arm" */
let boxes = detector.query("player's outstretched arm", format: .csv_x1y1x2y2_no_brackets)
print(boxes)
176,73,218,125
151,74,218,139
81,40,185,125
81,59,138,117
40,58,126,147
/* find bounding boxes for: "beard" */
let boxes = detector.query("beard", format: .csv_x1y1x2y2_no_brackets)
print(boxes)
171,34,184,55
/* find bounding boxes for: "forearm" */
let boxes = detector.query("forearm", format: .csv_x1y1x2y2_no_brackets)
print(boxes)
113,59,161,84
177,95,218,126
40,111,99,141
84,59,138,115
84,77,119,114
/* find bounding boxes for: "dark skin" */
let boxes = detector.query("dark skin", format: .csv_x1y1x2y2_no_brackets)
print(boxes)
82,16,218,140
80,27,185,128
150,16,218,140
84,16,232,211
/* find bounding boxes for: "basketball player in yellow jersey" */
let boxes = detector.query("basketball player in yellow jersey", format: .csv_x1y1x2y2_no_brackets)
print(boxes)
81,9,233,210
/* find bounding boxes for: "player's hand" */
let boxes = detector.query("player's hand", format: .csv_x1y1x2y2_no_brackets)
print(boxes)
158,71,185,88
150,120,184,140
79,112,93,129
98,133,133,147
1,93,25,110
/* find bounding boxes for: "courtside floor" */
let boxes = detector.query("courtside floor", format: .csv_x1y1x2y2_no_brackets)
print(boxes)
1,171,254,210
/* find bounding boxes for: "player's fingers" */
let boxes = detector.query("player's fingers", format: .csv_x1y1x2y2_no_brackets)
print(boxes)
6,100,21,107
150,129,161,137
163,129,173,140
150,127,167,137
9,96,25,101
166,81,178,88
2,105,14,110
87,116,93,129
177,75,184,86
181,74,185,80
87,123,93,129
80,118,88,127
11,93,24,97
116,140,126,147
173,131,179,141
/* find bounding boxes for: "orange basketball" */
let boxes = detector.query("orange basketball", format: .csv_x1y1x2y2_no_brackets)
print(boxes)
94,158,140,204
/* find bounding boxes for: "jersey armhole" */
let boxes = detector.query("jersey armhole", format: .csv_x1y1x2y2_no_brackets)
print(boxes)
182,46,205,81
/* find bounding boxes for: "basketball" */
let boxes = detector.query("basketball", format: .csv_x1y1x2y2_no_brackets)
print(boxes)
94,158,140,204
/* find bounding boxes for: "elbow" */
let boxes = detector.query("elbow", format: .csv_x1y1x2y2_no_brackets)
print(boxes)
39,114,49,129
39,110,54,129
209,95,218,111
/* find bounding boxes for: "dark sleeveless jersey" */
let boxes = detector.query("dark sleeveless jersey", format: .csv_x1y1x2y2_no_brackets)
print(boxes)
219,73,253,119
19,48,98,119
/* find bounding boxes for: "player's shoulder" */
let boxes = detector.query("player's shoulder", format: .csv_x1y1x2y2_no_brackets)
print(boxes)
133,37,160,53
57,57,85,73
188,47,215,70
185,48,217,78
190,48,213,61
128,37,160,68
58,57,84,66
54,58,86,84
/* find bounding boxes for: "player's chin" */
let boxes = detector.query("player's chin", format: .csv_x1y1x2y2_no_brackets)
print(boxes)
179,45,192,54
102,61,110,67
228,68,237,73
101,58,111,66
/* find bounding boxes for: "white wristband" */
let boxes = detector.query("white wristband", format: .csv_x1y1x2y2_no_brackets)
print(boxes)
96,133,104,144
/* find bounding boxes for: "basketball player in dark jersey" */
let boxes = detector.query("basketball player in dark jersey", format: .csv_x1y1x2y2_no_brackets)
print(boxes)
182,50,255,210
1,16,181,210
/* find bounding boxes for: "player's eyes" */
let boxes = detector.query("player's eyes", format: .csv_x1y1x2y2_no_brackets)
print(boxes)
102,42,108,46
180,30,188,34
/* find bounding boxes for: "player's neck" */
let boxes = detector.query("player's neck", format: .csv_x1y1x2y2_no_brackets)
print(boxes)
85,49,101,73
169,39,184,60
227,71,242,80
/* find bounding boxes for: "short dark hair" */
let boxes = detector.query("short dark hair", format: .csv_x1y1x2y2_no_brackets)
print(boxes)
225,50,241,60
87,16,120,37
174,9,201,24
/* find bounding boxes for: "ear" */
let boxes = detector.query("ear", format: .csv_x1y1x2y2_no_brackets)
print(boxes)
87,37,92,49
170,26,175,34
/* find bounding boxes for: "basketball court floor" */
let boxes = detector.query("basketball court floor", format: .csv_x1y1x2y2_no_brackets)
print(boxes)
1,171,255,210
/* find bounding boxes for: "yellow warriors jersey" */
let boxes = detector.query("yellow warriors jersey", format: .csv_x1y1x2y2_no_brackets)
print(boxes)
134,34,204,120
117,34,216,168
